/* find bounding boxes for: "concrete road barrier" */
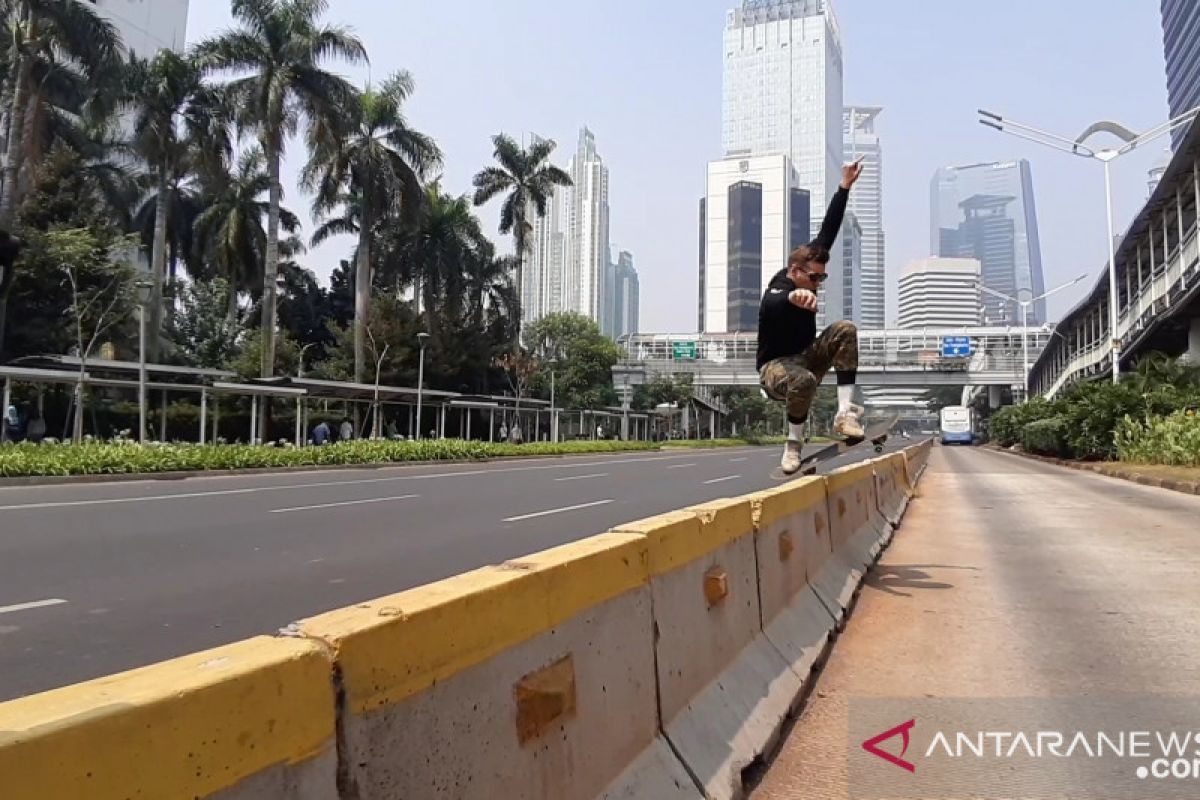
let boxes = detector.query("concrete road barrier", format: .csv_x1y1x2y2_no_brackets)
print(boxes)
0,637,337,800
297,532,697,800
814,462,892,621
0,447,939,800
613,500,801,800
749,478,838,690
875,452,914,528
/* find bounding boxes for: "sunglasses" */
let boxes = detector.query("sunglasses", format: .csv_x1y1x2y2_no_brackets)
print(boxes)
800,269,829,284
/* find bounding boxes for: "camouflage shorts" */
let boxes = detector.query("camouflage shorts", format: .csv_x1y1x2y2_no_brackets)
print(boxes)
760,321,859,423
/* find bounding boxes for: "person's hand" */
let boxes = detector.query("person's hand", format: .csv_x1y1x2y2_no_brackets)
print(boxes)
789,289,818,312
841,159,864,190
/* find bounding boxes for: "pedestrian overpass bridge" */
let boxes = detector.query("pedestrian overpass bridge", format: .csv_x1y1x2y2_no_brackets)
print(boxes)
614,326,1053,389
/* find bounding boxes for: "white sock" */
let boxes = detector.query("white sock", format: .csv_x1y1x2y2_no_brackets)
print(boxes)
788,422,806,442
837,385,855,414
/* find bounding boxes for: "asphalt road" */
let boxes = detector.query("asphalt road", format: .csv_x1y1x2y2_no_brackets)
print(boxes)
0,439,909,701
755,446,1200,799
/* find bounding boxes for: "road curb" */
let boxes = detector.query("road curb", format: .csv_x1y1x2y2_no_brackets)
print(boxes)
987,445,1200,496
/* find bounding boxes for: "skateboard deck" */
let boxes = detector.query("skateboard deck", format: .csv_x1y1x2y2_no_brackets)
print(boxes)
770,416,898,481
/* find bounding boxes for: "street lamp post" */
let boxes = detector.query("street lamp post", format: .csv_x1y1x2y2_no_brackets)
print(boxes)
416,332,430,440
978,106,1200,384
978,274,1088,401
295,342,316,447
134,280,153,443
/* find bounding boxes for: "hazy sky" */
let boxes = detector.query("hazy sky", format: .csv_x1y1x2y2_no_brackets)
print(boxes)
186,0,1172,331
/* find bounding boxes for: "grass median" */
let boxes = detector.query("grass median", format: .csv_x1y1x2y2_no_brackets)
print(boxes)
0,437,781,479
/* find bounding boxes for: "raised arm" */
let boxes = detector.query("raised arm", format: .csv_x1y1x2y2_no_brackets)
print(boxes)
812,160,864,250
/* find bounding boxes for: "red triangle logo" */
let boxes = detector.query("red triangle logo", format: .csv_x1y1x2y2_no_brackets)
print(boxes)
862,719,916,773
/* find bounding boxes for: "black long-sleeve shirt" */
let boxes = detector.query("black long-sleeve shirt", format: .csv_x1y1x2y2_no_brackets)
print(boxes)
755,186,850,370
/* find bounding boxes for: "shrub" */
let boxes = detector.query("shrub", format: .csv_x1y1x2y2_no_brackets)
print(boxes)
1116,411,1200,467
1021,417,1068,457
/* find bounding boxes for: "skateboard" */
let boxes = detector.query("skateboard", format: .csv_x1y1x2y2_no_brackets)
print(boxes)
770,416,898,481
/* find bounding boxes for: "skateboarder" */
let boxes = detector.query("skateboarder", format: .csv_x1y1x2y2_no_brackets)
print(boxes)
757,160,865,475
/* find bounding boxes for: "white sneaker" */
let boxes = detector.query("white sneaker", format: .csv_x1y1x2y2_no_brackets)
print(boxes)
834,405,865,440
780,440,803,475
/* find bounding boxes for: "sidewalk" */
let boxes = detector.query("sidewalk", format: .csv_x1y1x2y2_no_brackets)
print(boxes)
752,446,1200,799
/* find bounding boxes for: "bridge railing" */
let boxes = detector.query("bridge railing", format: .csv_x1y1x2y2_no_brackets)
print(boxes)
619,328,1051,379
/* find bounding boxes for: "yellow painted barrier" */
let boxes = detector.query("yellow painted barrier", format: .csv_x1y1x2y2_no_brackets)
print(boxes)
749,478,838,690
615,498,801,800
0,637,337,800
298,532,698,800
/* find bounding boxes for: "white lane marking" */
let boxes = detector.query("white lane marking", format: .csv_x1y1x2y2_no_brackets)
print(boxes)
554,473,609,482
729,458,748,463
271,495,420,514
0,598,68,616
703,475,742,485
0,451,757,512
667,463,697,470
503,499,614,523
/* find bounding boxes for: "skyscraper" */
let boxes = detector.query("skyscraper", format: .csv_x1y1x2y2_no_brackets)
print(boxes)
91,0,190,55
841,212,862,324
1162,0,1200,149
521,129,611,333
610,251,640,338
844,106,885,329
523,140,568,328
931,161,1046,325
898,258,982,329
565,128,611,331
722,0,845,322
700,154,809,333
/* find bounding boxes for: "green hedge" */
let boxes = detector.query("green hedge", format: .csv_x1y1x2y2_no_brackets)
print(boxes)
1116,411,1200,467
1021,417,1068,457
0,439,662,478
989,357,1200,462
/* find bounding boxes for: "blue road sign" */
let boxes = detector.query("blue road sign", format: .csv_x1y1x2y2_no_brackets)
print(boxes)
940,336,972,358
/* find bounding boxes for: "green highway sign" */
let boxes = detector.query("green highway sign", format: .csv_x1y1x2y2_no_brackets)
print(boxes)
672,341,698,360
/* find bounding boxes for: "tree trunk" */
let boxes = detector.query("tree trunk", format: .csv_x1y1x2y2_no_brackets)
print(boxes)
354,205,371,384
259,139,283,443
226,282,238,330
73,364,85,444
512,231,525,350
149,173,170,361
0,285,11,362
0,48,32,225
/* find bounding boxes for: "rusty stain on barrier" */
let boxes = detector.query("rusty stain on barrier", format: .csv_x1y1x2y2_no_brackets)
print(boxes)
837,498,847,519
514,654,577,746
704,567,730,607
779,532,794,562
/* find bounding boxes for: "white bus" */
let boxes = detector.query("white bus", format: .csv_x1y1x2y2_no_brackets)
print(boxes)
939,406,975,445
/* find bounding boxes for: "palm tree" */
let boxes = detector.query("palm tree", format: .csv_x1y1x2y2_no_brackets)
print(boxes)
124,50,231,359
193,148,300,326
389,185,486,338
471,134,571,344
0,0,122,221
195,0,366,381
304,70,441,383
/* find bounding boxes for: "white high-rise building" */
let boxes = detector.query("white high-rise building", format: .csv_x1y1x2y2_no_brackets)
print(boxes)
521,129,612,333
722,0,845,324
700,154,810,333
897,257,982,329
565,128,610,330
92,0,189,56
844,106,885,329
523,142,568,328
841,212,862,324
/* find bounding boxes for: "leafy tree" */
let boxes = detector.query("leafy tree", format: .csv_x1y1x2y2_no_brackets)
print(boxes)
526,313,620,409
168,277,242,369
